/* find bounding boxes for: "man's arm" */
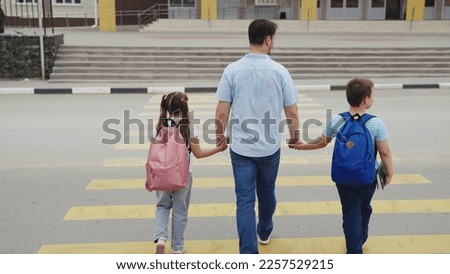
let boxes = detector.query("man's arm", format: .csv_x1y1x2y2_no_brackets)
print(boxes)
284,103,299,145
215,100,231,146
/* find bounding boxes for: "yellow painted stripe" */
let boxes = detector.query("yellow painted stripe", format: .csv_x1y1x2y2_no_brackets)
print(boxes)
102,155,331,167
64,199,450,221
145,105,216,109
148,95,314,103
123,127,323,138
37,234,450,254
147,97,314,104
149,98,217,104
114,139,319,150
86,174,430,190
139,109,327,117
144,103,323,110
113,143,223,150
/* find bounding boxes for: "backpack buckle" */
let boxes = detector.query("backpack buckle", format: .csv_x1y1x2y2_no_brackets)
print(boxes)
352,113,361,120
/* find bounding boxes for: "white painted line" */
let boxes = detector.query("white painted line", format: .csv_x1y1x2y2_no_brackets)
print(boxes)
72,87,111,94
0,88,34,95
296,85,331,91
439,83,450,88
375,84,403,90
147,86,185,94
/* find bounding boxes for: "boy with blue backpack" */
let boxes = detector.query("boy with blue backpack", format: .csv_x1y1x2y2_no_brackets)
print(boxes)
290,78,393,254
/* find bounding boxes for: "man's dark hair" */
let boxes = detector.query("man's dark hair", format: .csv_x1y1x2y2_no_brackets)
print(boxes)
346,78,374,107
248,19,277,45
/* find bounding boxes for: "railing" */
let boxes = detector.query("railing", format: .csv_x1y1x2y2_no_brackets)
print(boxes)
2,0,54,33
137,4,168,27
115,10,140,26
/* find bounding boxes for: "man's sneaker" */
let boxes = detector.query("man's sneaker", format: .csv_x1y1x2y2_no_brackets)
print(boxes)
155,238,166,254
258,234,271,245
172,249,185,254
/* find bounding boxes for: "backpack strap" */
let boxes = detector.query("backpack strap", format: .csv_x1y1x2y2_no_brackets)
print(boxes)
359,113,375,124
358,113,378,160
339,112,351,120
163,117,192,153
339,112,377,156
339,112,375,124
162,118,183,128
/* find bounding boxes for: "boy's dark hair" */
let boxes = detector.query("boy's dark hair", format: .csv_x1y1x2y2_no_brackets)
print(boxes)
248,19,277,45
346,78,374,107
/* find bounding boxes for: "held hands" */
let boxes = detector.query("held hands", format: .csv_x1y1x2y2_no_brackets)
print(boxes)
216,134,228,152
288,140,305,150
217,137,228,152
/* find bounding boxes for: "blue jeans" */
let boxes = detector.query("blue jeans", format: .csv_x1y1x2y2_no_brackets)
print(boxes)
336,182,377,254
230,149,280,254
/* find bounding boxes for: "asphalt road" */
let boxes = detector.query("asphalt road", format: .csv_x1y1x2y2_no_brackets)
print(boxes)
1,88,450,254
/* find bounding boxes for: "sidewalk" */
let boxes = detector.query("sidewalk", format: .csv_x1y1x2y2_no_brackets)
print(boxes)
1,26,450,94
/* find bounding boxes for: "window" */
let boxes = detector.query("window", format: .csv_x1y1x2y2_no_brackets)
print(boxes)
425,0,435,7
346,0,358,8
371,0,384,8
169,0,194,7
184,0,194,7
55,0,81,4
16,0,38,3
170,0,181,7
331,0,343,8
255,0,278,6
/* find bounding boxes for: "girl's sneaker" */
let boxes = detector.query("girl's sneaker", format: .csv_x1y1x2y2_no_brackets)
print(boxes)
155,238,166,254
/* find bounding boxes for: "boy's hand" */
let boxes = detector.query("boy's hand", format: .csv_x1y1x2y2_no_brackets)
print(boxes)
288,140,304,150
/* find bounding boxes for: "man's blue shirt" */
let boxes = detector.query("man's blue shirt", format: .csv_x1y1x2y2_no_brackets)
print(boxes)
216,54,299,157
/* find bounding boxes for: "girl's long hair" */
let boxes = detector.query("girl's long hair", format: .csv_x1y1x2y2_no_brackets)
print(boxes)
155,92,190,146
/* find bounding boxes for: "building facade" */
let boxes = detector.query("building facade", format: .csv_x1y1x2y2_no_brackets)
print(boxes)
1,0,449,29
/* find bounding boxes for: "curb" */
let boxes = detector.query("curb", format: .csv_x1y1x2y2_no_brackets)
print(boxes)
0,84,449,95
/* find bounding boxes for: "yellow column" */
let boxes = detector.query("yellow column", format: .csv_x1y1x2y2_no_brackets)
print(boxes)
406,0,425,20
301,0,317,20
201,0,217,20
98,0,116,32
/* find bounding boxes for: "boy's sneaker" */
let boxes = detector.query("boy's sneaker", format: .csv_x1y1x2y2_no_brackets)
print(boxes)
155,238,166,254
258,234,271,245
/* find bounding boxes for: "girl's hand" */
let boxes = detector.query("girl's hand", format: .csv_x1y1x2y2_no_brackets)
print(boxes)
217,138,228,151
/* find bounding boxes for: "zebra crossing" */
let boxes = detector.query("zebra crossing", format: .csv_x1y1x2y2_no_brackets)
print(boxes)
38,93,450,254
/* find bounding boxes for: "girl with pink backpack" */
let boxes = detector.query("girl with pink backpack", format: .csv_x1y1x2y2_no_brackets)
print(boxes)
149,92,227,254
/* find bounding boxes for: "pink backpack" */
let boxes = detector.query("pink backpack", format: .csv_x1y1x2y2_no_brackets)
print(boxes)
145,125,189,192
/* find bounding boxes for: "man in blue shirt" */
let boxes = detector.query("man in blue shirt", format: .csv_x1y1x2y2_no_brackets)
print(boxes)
215,19,300,254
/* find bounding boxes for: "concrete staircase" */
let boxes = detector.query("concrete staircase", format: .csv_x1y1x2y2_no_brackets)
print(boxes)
49,45,450,83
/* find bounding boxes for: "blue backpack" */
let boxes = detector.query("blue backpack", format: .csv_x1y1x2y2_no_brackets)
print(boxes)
331,112,376,185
